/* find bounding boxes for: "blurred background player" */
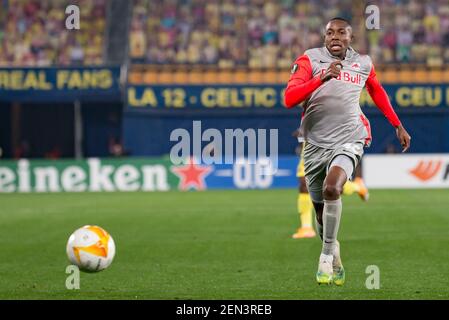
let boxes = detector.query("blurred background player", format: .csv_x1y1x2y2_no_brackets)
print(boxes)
291,128,369,239
292,128,316,239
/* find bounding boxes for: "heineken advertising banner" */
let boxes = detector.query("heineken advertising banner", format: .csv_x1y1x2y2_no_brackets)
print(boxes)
2,155,447,192
0,157,299,193
0,158,174,193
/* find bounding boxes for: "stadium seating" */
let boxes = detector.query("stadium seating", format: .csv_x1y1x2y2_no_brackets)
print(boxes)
0,0,107,66
129,0,449,68
0,0,448,80
126,0,449,84
127,65,449,85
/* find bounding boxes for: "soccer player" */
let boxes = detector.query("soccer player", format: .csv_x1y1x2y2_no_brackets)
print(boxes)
292,129,316,239
291,129,369,240
284,18,411,285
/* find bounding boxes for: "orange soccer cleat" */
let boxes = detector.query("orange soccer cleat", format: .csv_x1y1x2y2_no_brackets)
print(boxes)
354,177,369,201
292,227,316,239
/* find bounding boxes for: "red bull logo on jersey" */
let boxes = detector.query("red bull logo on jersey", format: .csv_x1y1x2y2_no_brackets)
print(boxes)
320,69,362,84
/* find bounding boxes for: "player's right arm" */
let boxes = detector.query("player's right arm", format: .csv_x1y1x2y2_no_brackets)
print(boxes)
365,64,411,152
284,56,342,108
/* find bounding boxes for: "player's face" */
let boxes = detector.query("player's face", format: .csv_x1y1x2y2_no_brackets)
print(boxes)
324,20,352,59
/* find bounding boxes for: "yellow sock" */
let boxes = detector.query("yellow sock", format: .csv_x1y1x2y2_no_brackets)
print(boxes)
343,181,361,195
298,193,313,228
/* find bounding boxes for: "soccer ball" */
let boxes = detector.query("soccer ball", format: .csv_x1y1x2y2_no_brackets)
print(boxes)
66,225,116,272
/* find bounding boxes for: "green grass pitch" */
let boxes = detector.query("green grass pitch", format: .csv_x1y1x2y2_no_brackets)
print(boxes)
1,189,448,299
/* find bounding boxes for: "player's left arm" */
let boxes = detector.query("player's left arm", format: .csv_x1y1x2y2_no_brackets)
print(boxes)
365,65,411,152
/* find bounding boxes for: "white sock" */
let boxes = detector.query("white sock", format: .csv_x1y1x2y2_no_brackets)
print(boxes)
318,253,333,274
322,198,342,255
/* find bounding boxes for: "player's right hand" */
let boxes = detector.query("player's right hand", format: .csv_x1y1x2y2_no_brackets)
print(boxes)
396,124,411,152
320,61,343,82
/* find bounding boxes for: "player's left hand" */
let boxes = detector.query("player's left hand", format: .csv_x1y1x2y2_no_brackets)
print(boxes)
292,129,300,138
396,124,411,152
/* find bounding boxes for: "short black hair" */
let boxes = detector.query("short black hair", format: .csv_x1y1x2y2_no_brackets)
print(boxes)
328,17,352,26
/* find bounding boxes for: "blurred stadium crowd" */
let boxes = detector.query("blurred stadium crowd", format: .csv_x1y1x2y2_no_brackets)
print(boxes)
0,0,449,68
130,0,449,68
0,0,106,66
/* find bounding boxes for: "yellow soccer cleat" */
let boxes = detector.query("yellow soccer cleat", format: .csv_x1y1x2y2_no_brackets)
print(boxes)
333,266,345,286
292,227,316,239
316,272,333,285
316,254,333,285
354,177,369,202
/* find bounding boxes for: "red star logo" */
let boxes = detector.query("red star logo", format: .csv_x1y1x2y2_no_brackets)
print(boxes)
170,158,212,191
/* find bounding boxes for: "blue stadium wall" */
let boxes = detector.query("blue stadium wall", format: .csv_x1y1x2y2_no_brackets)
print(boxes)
0,67,123,158
122,110,449,156
123,83,449,156
1,68,449,157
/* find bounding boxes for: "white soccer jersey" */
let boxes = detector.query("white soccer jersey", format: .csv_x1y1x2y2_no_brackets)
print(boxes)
299,46,372,149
